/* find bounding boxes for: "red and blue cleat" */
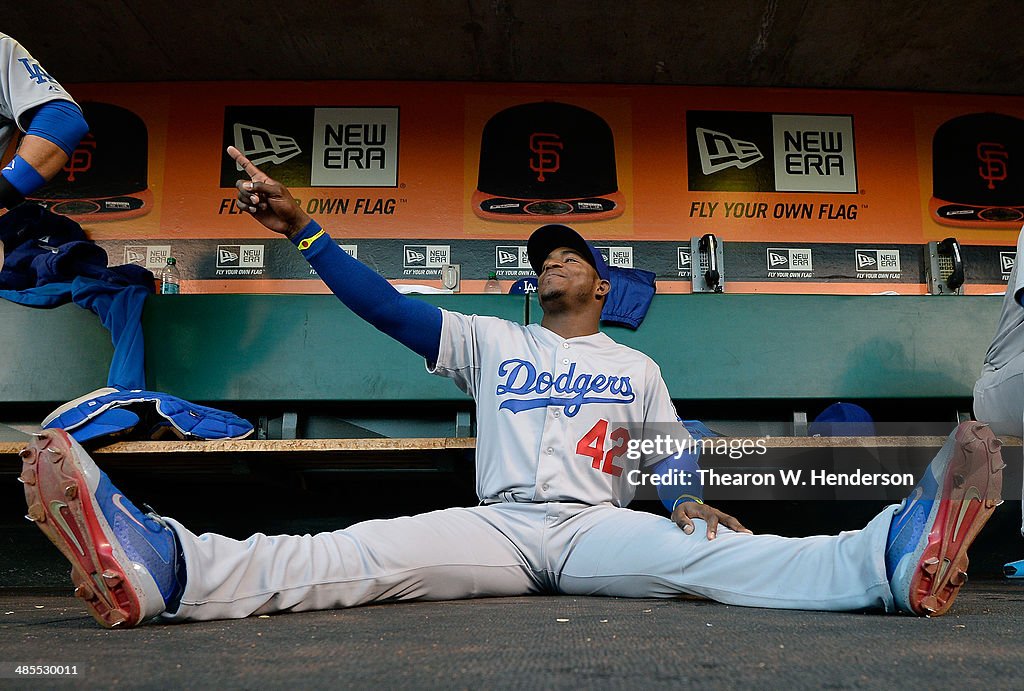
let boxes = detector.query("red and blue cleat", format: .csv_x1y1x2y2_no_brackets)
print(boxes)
885,421,1004,616
20,428,184,628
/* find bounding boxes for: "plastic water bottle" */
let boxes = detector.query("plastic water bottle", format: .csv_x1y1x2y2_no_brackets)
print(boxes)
484,271,502,294
160,257,181,295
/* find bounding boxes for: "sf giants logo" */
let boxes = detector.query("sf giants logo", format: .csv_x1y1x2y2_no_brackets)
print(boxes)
977,142,1009,190
63,134,96,183
529,132,562,182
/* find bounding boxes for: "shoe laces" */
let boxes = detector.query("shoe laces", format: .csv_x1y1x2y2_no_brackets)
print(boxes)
140,503,171,533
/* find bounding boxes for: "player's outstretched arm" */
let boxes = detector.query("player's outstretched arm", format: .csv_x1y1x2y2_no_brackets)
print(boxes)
227,146,442,362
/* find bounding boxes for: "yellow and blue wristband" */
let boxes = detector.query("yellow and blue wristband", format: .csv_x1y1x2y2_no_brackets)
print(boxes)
292,220,327,253
671,494,704,511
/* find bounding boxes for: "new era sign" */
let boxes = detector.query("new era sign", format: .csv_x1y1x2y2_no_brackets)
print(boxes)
596,246,634,268
855,249,900,272
404,244,450,268
495,245,530,269
217,244,265,268
124,245,171,270
766,248,813,271
689,111,858,193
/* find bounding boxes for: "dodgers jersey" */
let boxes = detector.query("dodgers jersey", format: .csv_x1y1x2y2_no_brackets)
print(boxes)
983,225,1024,371
0,32,78,154
430,309,690,506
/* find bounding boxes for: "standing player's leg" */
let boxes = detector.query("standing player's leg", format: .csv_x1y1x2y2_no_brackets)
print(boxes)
974,357,1024,576
21,429,540,627
554,421,1003,616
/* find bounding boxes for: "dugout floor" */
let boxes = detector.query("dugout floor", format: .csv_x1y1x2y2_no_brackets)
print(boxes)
2,583,1024,689
3,472,1024,688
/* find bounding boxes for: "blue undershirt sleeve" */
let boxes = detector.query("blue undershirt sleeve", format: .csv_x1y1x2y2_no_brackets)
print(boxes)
291,220,441,362
24,101,89,157
651,446,703,513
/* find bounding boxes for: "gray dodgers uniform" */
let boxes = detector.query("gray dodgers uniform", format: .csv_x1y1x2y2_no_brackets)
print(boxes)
974,224,1024,534
0,32,78,154
163,309,899,621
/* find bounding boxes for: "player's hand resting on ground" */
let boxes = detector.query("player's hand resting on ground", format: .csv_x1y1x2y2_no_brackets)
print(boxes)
672,501,752,539
227,145,311,239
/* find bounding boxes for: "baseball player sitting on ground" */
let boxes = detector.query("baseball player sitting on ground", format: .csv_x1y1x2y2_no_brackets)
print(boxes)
0,32,89,212
974,223,1024,578
19,146,1004,628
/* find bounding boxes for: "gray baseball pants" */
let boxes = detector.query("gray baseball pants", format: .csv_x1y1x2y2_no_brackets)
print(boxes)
162,501,897,621
974,352,1024,534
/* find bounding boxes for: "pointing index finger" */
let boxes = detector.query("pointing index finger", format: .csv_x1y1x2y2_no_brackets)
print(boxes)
226,145,259,179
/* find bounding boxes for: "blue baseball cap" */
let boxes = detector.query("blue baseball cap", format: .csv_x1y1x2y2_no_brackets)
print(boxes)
509,277,538,294
526,224,610,281
809,402,876,437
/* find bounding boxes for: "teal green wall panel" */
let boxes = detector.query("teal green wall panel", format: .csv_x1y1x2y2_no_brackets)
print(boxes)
0,293,1001,406
529,294,1003,400
142,294,527,402
0,301,114,403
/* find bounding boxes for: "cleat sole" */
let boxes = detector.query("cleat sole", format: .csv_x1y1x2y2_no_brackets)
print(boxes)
21,429,145,629
905,421,1004,617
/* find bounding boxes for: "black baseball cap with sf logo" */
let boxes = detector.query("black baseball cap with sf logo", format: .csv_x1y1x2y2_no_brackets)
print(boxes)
931,112,1024,228
472,101,624,222
29,102,152,222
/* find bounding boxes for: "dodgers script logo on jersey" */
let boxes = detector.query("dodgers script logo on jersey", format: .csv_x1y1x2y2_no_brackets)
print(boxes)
495,359,635,416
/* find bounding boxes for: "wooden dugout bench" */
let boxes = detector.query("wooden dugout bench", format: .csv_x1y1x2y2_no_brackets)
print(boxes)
0,292,1013,480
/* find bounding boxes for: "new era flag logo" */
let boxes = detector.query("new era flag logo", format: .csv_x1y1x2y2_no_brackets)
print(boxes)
233,123,302,168
695,127,764,174
1001,252,1016,273
856,251,877,269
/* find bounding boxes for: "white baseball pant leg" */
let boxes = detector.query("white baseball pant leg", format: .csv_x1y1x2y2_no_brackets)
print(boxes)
552,503,897,612
162,504,546,622
162,501,897,621
974,353,1024,535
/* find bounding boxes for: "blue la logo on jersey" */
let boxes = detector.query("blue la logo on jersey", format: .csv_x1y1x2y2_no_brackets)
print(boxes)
495,359,634,416
18,58,60,89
